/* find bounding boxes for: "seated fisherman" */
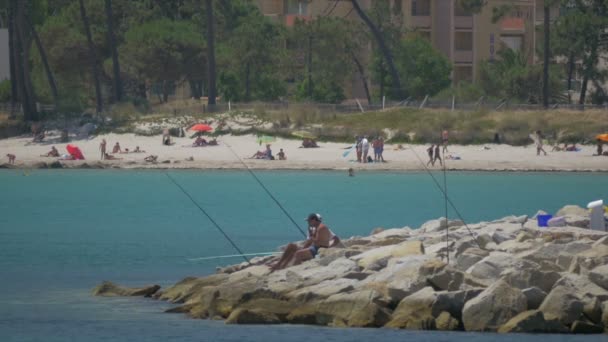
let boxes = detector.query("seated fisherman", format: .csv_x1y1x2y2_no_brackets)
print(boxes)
269,213,339,271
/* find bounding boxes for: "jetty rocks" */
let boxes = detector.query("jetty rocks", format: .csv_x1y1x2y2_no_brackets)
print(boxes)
94,205,608,334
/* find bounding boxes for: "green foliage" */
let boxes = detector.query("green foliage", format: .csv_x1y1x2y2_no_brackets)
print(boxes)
119,18,204,91
0,80,11,102
295,78,345,104
433,82,485,102
375,37,451,100
479,49,565,103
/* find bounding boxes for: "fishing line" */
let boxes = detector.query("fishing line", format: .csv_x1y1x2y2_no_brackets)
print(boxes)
165,172,249,263
223,142,307,238
409,146,482,250
188,251,280,262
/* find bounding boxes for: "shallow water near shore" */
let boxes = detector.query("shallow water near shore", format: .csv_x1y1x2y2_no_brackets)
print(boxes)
0,169,607,341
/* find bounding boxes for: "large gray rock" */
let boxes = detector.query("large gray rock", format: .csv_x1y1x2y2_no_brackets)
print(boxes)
92,281,160,297
455,248,489,271
588,264,608,291
385,287,438,329
286,278,358,301
553,273,608,302
522,287,547,310
360,255,438,303
516,241,590,267
497,310,567,333
570,320,604,334
466,252,538,282
427,267,464,291
538,285,584,325
602,301,608,328
501,268,561,293
351,240,424,269
293,289,391,327
157,274,229,303
556,205,588,217
462,280,527,331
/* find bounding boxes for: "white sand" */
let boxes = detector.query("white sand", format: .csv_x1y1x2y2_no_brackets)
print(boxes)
1,132,607,171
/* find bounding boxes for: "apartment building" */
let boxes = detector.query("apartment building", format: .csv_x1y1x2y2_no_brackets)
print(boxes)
255,0,538,90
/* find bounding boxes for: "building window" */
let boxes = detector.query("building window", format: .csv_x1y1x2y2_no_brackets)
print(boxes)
499,35,523,51
454,0,473,17
284,0,307,15
455,31,473,51
412,0,430,16
453,66,473,84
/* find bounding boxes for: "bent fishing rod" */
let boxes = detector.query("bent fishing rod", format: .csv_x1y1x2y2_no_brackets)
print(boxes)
408,145,482,251
165,172,250,263
223,142,307,238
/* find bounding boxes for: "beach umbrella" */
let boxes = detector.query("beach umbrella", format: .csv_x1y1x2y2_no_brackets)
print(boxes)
256,135,276,145
66,144,85,160
292,130,316,139
596,134,608,142
190,124,213,132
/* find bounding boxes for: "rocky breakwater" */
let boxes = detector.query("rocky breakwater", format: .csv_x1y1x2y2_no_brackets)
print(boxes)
94,205,608,334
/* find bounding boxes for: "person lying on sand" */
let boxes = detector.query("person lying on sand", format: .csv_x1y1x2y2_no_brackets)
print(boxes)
144,155,158,162
104,153,122,160
301,138,319,148
132,146,145,153
41,146,59,157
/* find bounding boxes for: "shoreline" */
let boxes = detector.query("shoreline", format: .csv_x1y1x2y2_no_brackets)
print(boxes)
1,132,607,172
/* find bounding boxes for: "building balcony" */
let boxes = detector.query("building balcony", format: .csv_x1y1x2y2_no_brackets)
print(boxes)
284,14,311,27
454,16,473,29
410,16,431,28
454,50,473,63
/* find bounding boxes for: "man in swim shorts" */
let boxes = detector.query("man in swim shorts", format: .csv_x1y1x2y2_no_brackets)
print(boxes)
270,213,336,271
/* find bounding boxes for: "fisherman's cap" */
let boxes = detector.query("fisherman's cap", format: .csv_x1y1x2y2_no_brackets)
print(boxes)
306,213,322,222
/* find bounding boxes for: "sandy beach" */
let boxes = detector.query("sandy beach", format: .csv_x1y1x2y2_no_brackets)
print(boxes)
1,131,607,171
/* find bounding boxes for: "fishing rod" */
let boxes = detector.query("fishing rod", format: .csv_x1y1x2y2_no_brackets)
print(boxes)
409,145,483,250
442,148,449,264
165,172,250,263
223,142,307,238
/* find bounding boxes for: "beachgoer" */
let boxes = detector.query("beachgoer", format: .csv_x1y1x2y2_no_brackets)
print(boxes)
277,148,286,160
104,153,122,160
41,146,59,157
348,168,354,177
265,144,273,160
208,138,218,146
534,130,547,156
434,144,443,166
378,137,385,162
361,136,370,163
6,153,15,164
372,137,381,162
270,213,339,271
251,151,267,159
133,146,145,153
441,130,449,153
99,139,107,160
355,136,362,162
112,142,121,154
597,140,603,156
426,144,435,166
565,143,578,152
301,138,318,148
144,155,158,162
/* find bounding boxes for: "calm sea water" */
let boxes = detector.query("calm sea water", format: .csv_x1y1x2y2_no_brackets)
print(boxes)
0,170,606,341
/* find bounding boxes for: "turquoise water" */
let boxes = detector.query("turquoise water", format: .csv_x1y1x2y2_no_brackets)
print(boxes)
0,170,607,341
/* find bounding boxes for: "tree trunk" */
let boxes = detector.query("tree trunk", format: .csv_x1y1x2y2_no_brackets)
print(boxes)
351,0,404,99
245,62,251,101
579,37,599,105
8,0,18,117
379,63,385,101
162,80,170,103
26,15,58,108
204,0,217,105
351,52,371,105
105,0,123,103
189,80,202,99
15,0,38,121
79,0,103,114
307,33,313,99
566,52,574,104
542,5,550,108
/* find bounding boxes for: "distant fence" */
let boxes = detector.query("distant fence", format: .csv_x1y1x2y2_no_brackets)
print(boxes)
2,98,607,117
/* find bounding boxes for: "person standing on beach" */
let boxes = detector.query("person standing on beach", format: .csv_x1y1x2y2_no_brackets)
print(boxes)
361,136,370,163
378,137,385,162
441,130,449,154
6,153,15,164
434,144,443,166
426,144,435,166
355,136,362,162
534,130,547,156
372,137,380,162
99,139,106,160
